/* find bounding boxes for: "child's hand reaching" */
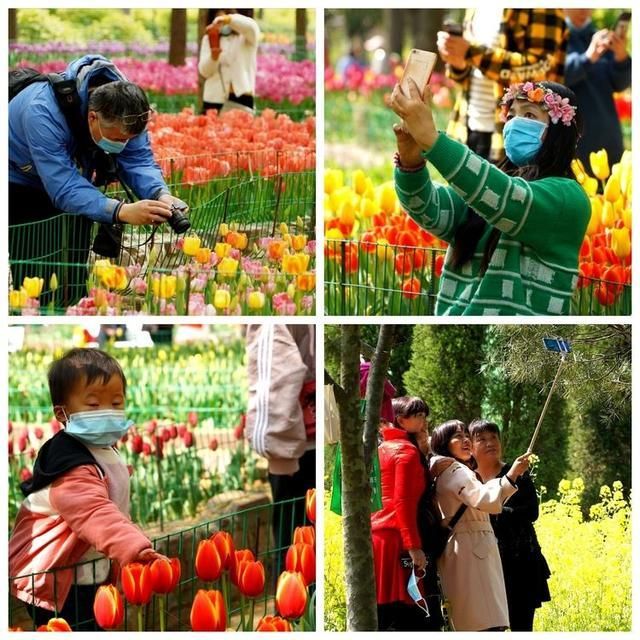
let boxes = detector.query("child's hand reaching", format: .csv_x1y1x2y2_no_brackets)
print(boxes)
136,548,169,564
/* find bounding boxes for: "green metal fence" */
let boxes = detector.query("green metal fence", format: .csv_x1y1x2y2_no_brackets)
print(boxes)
9,497,313,631
325,239,631,316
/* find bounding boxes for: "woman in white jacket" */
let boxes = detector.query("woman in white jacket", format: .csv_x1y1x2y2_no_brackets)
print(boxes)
428,420,530,631
198,9,260,114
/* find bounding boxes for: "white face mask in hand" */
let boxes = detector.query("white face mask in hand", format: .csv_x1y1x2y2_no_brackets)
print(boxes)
407,567,430,617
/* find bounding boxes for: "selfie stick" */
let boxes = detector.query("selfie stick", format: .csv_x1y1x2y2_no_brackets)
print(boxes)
527,339,571,454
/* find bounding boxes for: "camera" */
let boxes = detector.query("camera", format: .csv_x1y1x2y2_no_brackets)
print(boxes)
92,223,123,258
168,201,191,234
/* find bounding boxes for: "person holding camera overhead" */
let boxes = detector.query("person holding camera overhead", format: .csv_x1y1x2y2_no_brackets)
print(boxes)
438,9,568,162
199,9,260,114
564,9,631,166
9,55,187,304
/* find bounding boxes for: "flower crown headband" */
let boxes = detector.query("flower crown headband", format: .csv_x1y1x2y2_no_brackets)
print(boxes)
500,82,577,126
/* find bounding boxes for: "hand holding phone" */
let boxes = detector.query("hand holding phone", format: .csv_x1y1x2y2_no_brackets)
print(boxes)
400,49,437,99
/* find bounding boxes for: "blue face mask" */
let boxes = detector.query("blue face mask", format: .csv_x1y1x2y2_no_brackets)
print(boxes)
93,118,128,154
407,568,430,617
503,116,548,166
219,24,233,36
65,409,134,447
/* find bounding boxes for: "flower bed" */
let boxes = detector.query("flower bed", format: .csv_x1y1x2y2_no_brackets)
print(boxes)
324,162,631,316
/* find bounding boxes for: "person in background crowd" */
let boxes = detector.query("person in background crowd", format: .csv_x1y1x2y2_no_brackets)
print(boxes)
564,8,631,166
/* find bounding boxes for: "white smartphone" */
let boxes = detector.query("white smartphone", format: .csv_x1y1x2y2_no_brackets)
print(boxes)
400,49,438,98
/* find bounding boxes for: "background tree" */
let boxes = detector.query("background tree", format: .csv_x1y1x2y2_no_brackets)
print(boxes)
294,9,307,61
9,8,18,42
168,9,187,66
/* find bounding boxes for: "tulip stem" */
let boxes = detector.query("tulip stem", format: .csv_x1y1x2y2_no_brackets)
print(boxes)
222,573,231,625
239,594,247,631
248,598,255,632
137,605,144,632
158,595,166,632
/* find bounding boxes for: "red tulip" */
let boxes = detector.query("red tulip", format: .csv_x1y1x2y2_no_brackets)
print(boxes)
255,615,293,631
209,437,219,451
305,488,316,524
121,562,153,606
195,538,222,582
188,411,198,427
230,549,256,586
285,543,316,585
35,617,72,632
237,560,266,598
93,585,124,630
150,557,181,594
19,467,33,483
182,431,194,448
146,419,157,435
190,589,227,631
275,571,308,620
169,425,178,439
211,531,235,570
34,427,44,440
130,434,143,454
293,525,315,548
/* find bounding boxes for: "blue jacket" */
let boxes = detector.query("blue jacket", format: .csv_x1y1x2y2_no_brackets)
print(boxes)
564,22,631,165
9,55,169,223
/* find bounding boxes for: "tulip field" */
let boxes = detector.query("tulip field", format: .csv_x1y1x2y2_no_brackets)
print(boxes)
8,327,317,630
9,36,316,317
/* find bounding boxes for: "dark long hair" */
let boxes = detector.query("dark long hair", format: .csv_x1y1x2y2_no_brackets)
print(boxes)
392,396,430,468
430,419,476,469
450,81,582,275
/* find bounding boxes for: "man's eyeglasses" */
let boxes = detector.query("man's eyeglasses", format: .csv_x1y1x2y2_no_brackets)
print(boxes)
116,109,156,126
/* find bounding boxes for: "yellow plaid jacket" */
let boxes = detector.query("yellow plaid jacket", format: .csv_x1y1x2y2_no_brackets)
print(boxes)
446,8,568,161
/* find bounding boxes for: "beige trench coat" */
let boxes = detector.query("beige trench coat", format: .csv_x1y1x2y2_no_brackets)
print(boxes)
430,456,517,631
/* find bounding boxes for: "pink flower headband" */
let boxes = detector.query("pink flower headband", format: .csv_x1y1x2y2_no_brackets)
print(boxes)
500,81,577,126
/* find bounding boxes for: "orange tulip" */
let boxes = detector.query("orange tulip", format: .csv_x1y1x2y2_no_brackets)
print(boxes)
149,557,181,594
305,488,316,524
237,560,266,598
190,589,227,632
93,585,124,630
230,549,256,586
211,531,235,571
195,538,223,582
275,571,308,620
293,525,315,548
36,618,72,632
296,272,316,293
121,562,153,606
255,615,293,631
195,247,212,264
402,277,421,300
267,239,287,261
285,543,316,586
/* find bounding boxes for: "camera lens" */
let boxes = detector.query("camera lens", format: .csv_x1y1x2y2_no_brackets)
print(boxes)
168,207,191,234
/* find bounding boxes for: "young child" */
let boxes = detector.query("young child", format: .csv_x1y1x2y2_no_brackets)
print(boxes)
9,348,163,630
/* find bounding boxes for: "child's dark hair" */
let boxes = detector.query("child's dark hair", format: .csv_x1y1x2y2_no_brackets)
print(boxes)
392,396,429,424
468,418,501,440
451,81,581,275
48,348,127,406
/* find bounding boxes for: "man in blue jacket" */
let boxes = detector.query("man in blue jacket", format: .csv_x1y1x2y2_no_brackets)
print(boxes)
564,9,631,166
9,55,185,305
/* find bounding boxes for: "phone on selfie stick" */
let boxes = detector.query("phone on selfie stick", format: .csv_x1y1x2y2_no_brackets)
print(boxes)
612,11,631,39
400,49,437,98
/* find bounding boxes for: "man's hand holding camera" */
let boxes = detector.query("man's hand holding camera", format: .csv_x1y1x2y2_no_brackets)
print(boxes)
118,194,188,227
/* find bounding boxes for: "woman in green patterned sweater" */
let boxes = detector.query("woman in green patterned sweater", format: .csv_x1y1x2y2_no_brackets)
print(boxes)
390,79,590,316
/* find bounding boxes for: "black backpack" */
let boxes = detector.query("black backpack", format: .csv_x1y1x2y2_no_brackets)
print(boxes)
417,468,467,561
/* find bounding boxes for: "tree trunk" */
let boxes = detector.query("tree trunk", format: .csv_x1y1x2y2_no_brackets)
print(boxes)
9,8,17,43
363,325,395,471
337,325,378,631
387,9,405,57
168,9,187,67
196,9,209,113
410,9,446,72
294,9,308,61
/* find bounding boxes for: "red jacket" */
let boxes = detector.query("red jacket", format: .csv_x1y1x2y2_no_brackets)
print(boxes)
371,426,426,549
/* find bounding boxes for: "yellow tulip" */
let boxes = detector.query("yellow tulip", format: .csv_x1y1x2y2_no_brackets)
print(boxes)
195,247,212,264
153,274,177,299
329,186,353,213
183,236,201,256
622,208,632,229
611,227,631,259
290,234,308,252
49,273,58,292
214,242,231,259
589,149,609,181
377,182,397,215
219,223,229,237
360,197,378,219
338,201,356,228
587,197,602,235
603,174,621,202
325,228,344,242
582,176,598,197
217,257,239,277
601,201,616,228
9,288,27,309
282,252,311,275
376,239,394,262
296,271,316,292
324,168,344,194
247,290,265,310
22,277,44,298
363,176,375,200
352,169,367,195
94,288,108,309
571,158,586,184
214,288,231,310
279,222,289,236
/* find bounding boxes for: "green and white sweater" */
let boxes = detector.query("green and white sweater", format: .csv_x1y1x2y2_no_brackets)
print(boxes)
395,133,590,316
